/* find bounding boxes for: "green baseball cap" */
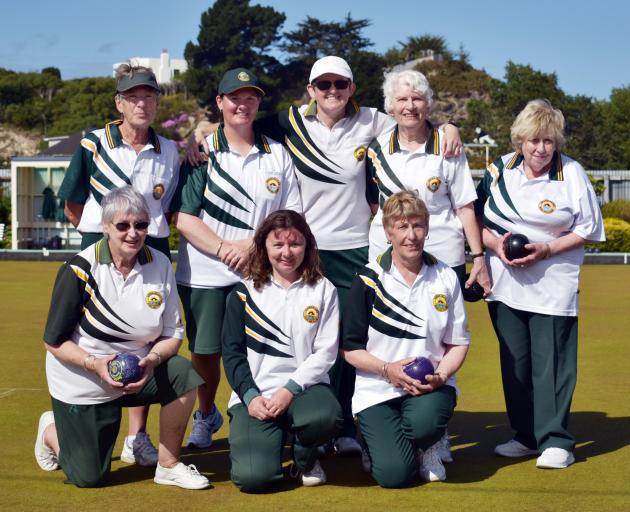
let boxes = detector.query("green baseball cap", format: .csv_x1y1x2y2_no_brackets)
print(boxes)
116,68,160,93
218,68,265,96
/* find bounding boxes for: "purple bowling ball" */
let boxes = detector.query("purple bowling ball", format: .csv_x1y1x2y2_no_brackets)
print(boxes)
503,233,531,261
108,353,143,385
403,356,434,384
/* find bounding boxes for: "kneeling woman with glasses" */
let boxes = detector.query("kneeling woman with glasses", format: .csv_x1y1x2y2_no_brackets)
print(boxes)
34,186,209,490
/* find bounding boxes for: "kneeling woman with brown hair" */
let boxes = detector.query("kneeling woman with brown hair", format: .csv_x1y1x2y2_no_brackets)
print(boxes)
222,210,342,492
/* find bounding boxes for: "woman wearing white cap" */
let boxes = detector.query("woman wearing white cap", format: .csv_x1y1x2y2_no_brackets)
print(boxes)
190,56,462,454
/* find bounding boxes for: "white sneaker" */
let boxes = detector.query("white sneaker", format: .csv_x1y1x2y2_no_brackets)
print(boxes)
494,439,538,458
120,432,158,466
35,411,59,471
154,462,210,490
438,431,453,463
186,407,224,449
418,443,446,482
333,436,362,456
301,460,326,487
536,448,575,469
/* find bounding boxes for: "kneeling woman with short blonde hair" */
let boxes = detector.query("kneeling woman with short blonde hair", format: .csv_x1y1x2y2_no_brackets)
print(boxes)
222,210,342,492
343,190,470,488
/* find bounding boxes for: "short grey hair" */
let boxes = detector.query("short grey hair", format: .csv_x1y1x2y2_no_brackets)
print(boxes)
101,186,150,225
383,69,433,114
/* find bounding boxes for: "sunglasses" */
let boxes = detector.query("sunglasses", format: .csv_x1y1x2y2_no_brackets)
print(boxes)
313,79,351,91
113,221,150,232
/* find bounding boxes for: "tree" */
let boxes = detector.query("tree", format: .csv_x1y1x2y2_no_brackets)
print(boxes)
602,86,630,168
384,34,453,66
183,0,286,117
278,14,383,108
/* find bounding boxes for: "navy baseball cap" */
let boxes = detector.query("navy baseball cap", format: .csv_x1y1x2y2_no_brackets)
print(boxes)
116,68,160,93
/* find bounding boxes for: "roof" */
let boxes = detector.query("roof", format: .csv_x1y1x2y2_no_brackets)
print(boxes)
37,129,93,157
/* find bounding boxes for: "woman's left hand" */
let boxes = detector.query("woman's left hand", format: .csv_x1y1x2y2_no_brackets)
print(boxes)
120,353,159,394
267,388,294,417
510,242,551,268
441,124,463,157
415,372,448,394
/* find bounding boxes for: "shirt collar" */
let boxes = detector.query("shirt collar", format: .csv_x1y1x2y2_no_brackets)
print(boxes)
376,246,437,271
212,123,271,154
303,97,361,119
95,237,152,265
506,151,564,181
105,120,161,153
388,121,440,155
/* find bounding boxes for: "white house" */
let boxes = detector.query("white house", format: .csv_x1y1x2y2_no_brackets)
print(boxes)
113,49,187,85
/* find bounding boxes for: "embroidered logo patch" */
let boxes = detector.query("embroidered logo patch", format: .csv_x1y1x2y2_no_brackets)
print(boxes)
538,199,556,214
354,146,366,161
265,177,280,194
433,294,448,312
237,71,250,82
303,306,320,324
145,291,163,309
426,176,441,192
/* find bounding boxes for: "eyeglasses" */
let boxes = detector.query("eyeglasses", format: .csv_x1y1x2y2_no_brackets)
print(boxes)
113,221,150,232
313,79,351,91
120,94,158,105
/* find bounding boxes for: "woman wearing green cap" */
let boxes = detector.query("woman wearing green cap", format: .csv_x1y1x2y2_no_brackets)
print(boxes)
189,56,462,455
170,68,302,451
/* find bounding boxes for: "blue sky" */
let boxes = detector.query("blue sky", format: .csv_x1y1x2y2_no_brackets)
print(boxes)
1,0,628,100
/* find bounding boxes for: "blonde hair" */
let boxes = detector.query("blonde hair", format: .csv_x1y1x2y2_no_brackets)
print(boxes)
382,190,429,229
510,99,565,151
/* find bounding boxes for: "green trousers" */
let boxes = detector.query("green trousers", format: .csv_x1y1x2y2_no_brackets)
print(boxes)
488,301,578,451
357,386,456,488
228,384,342,493
52,355,202,488
319,247,368,438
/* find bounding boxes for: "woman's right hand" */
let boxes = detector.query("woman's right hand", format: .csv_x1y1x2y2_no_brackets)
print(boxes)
247,396,274,421
489,231,518,266
92,354,124,389
385,357,427,395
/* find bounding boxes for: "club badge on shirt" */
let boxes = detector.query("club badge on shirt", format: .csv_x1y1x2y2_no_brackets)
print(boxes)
433,294,448,312
265,177,281,194
152,183,165,200
538,199,556,214
354,146,366,161
146,291,164,309
426,176,442,192
303,305,320,324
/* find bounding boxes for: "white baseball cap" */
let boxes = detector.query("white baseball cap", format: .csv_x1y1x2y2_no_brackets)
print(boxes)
309,56,353,83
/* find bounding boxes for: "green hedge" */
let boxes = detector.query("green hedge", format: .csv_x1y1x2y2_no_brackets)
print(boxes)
588,217,630,252
601,200,630,223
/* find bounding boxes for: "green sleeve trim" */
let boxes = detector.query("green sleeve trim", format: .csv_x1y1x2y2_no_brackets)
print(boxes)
243,389,261,407
283,379,303,396
57,146,91,203
169,161,207,215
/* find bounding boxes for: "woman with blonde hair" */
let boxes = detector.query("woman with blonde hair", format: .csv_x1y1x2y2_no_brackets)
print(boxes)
476,99,605,469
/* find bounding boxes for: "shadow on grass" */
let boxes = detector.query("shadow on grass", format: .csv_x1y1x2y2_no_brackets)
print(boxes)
103,410,628,488
444,410,630,484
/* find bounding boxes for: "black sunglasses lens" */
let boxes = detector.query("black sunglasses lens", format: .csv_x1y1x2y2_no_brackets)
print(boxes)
114,221,149,232
314,80,350,91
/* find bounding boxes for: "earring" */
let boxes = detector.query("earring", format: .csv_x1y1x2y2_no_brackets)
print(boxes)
386,239,392,245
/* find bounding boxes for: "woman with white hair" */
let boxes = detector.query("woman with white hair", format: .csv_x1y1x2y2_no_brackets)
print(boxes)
368,69,490,294
476,99,605,469
34,186,209,490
